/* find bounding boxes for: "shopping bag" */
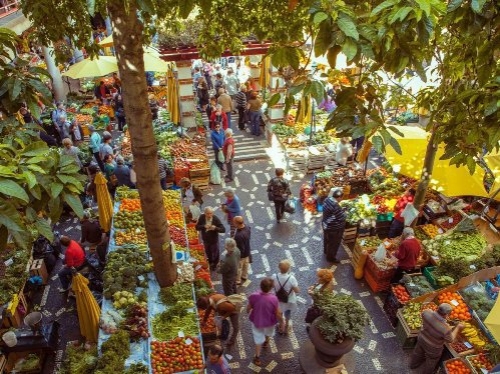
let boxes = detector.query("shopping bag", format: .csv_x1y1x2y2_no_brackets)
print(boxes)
284,198,297,214
210,162,221,185
373,243,386,262
218,149,225,163
401,203,419,226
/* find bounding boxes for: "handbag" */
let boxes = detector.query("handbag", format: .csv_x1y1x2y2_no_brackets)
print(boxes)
304,305,322,323
284,198,297,214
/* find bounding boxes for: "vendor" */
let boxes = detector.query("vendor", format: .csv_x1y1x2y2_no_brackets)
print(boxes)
388,188,416,238
390,227,421,283
410,303,464,373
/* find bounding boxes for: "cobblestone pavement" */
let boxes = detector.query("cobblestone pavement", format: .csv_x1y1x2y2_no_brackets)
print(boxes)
203,158,413,373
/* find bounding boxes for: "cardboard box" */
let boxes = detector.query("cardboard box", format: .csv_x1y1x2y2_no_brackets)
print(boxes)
29,259,48,285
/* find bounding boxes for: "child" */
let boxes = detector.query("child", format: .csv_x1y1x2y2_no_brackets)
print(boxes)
189,199,202,223
205,344,231,374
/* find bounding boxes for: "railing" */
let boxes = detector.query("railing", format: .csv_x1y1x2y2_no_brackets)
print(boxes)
0,0,20,20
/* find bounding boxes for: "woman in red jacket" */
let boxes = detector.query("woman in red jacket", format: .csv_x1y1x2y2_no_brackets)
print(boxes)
209,104,228,130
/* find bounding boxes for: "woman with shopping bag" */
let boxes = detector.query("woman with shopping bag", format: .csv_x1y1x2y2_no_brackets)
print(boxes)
210,122,226,171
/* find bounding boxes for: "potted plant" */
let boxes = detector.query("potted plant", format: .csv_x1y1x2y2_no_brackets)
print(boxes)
309,291,369,368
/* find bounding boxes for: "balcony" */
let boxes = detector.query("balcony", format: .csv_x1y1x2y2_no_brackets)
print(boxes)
0,0,20,20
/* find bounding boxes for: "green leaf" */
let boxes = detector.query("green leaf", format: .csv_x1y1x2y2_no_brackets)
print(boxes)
30,184,42,200
466,157,476,174
48,195,63,223
379,128,392,145
137,0,155,14
22,141,49,157
0,202,23,231
484,100,498,117
389,137,402,155
313,12,328,24
268,93,281,107
0,166,16,176
326,46,341,68
310,80,325,106
0,225,8,251
22,171,37,189
372,0,398,15
63,193,84,218
50,182,64,198
388,126,405,137
35,218,54,242
0,178,29,202
288,83,305,96
25,206,37,222
341,38,358,61
390,7,413,24
415,0,431,16
447,0,463,11
11,79,22,100
314,22,333,57
337,13,359,40
27,164,47,174
27,66,51,78
57,174,83,187
372,135,384,153
471,0,486,13
87,0,95,16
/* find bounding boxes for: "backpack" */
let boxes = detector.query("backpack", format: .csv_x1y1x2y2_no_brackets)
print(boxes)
216,294,247,311
269,177,289,202
275,275,292,303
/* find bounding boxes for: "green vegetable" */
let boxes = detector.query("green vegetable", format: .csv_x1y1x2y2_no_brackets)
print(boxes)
160,283,193,305
152,310,198,341
59,344,98,374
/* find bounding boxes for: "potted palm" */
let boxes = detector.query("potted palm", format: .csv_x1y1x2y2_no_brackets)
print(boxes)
308,291,369,368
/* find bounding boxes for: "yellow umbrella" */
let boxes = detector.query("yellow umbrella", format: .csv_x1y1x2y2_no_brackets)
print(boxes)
259,56,271,89
98,34,114,48
484,296,500,343
167,66,180,124
143,52,169,72
62,56,118,79
384,126,488,197
94,172,113,232
482,149,500,200
72,273,101,342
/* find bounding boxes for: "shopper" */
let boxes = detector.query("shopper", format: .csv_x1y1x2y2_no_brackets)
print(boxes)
197,77,210,111
221,188,242,236
224,67,240,100
94,80,110,103
390,227,422,283
217,238,240,296
267,168,292,223
410,303,464,373
114,156,135,188
88,126,104,170
148,94,159,120
247,91,262,136
69,119,84,146
103,154,116,184
233,216,251,286
211,122,226,171
234,84,248,130
272,260,299,335
61,138,82,169
210,105,229,131
336,137,353,166
51,101,66,125
214,73,225,98
196,206,226,271
80,212,103,250
99,131,114,162
180,177,204,211
322,188,346,263
203,61,214,90
198,294,240,347
206,96,217,124
58,236,85,292
247,278,282,367
114,94,126,131
388,188,416,238
157,154,172,190
217,88,234,129
204,344,231,373
56,114,71,140
223,128,235,182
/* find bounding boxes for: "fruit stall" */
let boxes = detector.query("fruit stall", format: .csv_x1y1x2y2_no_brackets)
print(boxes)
79,186,211,373
388,266,500,373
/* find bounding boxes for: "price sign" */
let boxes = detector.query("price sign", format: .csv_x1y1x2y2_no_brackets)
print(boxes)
178,331,185,338
450,299,459,306
185,337,193,345
438,228,444,234
448,218,454,223
463,342,473,349
4,258,13,266
384,241,390,247
360,240,366,246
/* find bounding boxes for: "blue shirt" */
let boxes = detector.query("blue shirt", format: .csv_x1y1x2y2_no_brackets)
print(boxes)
206,356,231,374
89,132,102,153
211,129,225,150
225,195,242,220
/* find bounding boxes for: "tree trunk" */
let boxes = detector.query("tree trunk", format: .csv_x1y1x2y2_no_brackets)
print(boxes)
42,45,65,102
107,1,176,287
412,126,438,225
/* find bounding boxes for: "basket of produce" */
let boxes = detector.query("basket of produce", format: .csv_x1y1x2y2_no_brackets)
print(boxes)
446,340,475,358
466,353,495,373
460,283,496,322
436,291,472,321
365,254,396,281
443,358,473,374
355,236,382,254
401,274,434,298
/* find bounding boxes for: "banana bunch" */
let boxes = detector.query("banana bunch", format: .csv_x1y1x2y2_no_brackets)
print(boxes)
462,322,487,348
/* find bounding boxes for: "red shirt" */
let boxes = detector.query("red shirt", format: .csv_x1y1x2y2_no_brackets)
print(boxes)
394,194,414,222
65,240,85,267
395,238,421,270
223,137,235,160
209,111,228,130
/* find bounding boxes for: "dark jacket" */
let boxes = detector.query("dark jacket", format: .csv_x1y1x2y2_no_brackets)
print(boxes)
267,177,291,201
81,219,103,244
114,164,134,188
182,185,204,205
234,225,251,258
196,214,226,244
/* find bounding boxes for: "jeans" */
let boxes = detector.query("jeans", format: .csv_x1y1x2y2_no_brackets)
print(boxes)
58,266,74,290
117,116,126,131
249,111,261,136
323,228,345,262
237,107,246,129
226,312,240,344
222,274,237,296
225,111,232,129
204,241,220,267
225,159,234,181
388,219,404,238
93,152,105,171
213,148,224,170
160,177,167,190
274,199,286,221
410,337,443,373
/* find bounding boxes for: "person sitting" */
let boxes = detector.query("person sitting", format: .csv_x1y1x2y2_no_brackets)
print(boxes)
58,236,85,292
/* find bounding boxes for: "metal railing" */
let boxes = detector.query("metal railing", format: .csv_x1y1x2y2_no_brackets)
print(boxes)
0,0,20,19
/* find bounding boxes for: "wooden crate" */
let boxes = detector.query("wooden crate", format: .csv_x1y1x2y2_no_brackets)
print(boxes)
5,351,43,374
442,358,473,374
396,310,418,349
191,177,210,191
189,167,210,179
0,354,6,374
29,259,48,285
1,307,23,328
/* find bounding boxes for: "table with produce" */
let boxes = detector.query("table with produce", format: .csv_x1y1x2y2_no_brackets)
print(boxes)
94,187,208,373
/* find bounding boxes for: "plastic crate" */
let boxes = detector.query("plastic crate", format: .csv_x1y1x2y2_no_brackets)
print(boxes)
364,267,391,293
365,256,396,281
465,354,495,374
423,266,439,289
377,212,394,222
383,292,403,327
395,311,418,349
442,358,473,374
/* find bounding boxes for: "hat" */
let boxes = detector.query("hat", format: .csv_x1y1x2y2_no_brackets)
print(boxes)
438,303,453,316
116,156,124,164
87,125,95,132
403,227,415,237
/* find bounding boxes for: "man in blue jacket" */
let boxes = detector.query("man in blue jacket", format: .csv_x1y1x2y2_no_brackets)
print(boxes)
88,126,104,171
210,123,226,171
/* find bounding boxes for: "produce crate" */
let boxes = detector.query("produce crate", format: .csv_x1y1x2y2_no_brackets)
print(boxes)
375,220,392,239
365,255,396,281
465,354,495,374
29,259,48,285
396,311,418,349
423,266,439,289
445,341,475,358
190,176,210,191
0,354,6,373
174,167,190,186
377,212,394,222
342,224,358,249
383,292,404,327
189,167,210,179
5,351,43,374
442,358,473,374
364,267,391,293
470,309,497,344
